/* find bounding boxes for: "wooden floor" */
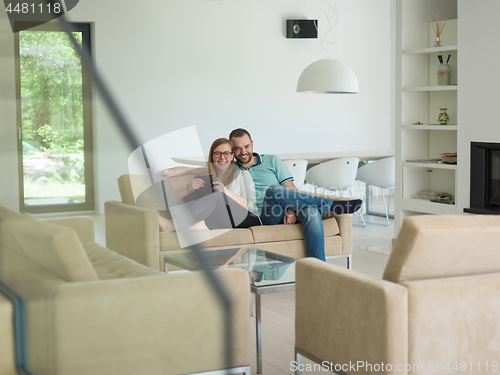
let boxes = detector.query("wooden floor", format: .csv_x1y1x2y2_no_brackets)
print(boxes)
44,211,394,375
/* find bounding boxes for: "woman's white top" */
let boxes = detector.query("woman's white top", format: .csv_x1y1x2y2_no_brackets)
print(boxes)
227,169,260,217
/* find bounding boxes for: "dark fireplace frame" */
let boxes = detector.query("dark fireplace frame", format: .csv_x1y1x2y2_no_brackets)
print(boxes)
464,141,500,215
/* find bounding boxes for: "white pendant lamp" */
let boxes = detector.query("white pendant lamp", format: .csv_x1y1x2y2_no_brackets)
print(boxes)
295,0,359,94
297,58,359,94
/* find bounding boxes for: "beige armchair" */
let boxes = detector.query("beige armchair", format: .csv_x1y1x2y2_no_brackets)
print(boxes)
0,204,250,375
295,214,500,375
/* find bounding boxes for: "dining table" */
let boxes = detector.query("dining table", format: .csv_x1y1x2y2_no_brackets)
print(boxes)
171,149,395,167
171,149,395,219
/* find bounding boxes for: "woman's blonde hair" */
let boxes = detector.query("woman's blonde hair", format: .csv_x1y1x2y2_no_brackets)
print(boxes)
208,138,237,187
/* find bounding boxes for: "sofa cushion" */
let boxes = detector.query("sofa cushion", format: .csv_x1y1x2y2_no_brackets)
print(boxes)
255,235,343,259
0,207,32,258
250,217,340,244
82,241,160,279
7,217,98,282
160,228,254,251
0,205,23,221
383,214,500,283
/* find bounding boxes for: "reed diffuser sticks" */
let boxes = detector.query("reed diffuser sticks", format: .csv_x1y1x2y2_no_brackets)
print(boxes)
429,13,449,47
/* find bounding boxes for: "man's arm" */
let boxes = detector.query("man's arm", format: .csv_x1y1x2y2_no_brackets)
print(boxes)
282,180,299,192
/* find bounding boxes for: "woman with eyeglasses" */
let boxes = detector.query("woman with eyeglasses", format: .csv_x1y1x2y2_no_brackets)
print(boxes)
158,137,261,232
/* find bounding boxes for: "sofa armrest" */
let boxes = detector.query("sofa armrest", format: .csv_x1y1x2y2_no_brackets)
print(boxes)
43,217,95,242
334,213,352,254
48,268,250,375
104,201,160,270
295,258,408,373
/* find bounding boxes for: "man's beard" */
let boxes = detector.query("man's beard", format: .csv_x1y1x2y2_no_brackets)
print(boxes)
236,153,251,164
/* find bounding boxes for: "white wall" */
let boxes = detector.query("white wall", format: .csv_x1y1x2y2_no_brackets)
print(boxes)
0,9,20,211
0,0,393,213
457,0,500,211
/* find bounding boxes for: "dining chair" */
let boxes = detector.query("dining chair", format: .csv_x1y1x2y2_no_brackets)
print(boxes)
356,156,395,226
305,157,360,196
305,157,365,225
282,159,308,190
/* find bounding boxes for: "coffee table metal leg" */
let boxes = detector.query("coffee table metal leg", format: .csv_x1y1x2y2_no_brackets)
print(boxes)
295,349,302,375
255,292,262,374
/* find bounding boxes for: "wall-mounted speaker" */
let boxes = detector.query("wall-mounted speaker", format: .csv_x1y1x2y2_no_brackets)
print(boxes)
286,19,318,39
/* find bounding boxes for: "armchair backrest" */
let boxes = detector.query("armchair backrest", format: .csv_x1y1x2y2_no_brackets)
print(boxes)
383,214,500,283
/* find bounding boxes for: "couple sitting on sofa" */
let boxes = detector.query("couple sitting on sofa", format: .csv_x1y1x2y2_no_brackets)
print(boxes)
156,128,361,261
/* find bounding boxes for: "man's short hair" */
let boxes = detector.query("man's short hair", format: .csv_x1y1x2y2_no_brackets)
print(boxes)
229,128,252,141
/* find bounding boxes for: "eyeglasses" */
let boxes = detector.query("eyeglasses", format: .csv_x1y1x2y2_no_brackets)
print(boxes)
213,151,233,158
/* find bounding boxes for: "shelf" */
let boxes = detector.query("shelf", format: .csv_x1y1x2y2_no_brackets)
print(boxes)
402,45,458,55
396,1,458,234
403,85,458,92
402,125,457,130
401,198,457,215
403,161,457,170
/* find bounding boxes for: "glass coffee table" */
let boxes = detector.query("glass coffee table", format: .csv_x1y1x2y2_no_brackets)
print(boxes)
163,247,296,374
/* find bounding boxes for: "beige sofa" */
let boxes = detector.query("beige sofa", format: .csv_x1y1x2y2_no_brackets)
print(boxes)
295,214,500,375
0,204,250,375
105,174,353,272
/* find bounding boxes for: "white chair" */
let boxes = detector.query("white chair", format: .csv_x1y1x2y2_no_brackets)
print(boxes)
305,157,364,225
305,157,360,197
282,159,308,190
356,156,395,226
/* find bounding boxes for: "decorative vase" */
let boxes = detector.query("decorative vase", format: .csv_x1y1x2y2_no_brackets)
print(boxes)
435,36,441,47
438,108,449,125
437,63,451,85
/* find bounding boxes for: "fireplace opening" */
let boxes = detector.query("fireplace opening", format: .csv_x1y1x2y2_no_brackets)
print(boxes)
464,142,500,214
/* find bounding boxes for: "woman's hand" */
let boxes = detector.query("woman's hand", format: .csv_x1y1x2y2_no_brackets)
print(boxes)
212,181,227,194
188,178,205,193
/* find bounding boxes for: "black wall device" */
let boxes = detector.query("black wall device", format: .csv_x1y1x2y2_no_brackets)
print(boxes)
286,19,318,39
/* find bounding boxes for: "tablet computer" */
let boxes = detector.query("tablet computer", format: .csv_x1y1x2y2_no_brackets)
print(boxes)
191,174,214,199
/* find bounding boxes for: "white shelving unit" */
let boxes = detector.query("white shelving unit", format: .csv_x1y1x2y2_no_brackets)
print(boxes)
395,0,458,234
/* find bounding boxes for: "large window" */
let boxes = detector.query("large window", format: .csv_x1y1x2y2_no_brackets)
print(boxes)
15,23,94,213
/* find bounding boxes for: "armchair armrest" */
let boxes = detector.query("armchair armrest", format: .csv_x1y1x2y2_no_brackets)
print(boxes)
295,258,408,373
0,295,16,375
104,201,160,270
48,268,250,375
43,217,95,242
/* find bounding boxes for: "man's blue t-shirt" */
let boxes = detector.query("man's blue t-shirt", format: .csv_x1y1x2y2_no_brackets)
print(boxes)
235,153,293,212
